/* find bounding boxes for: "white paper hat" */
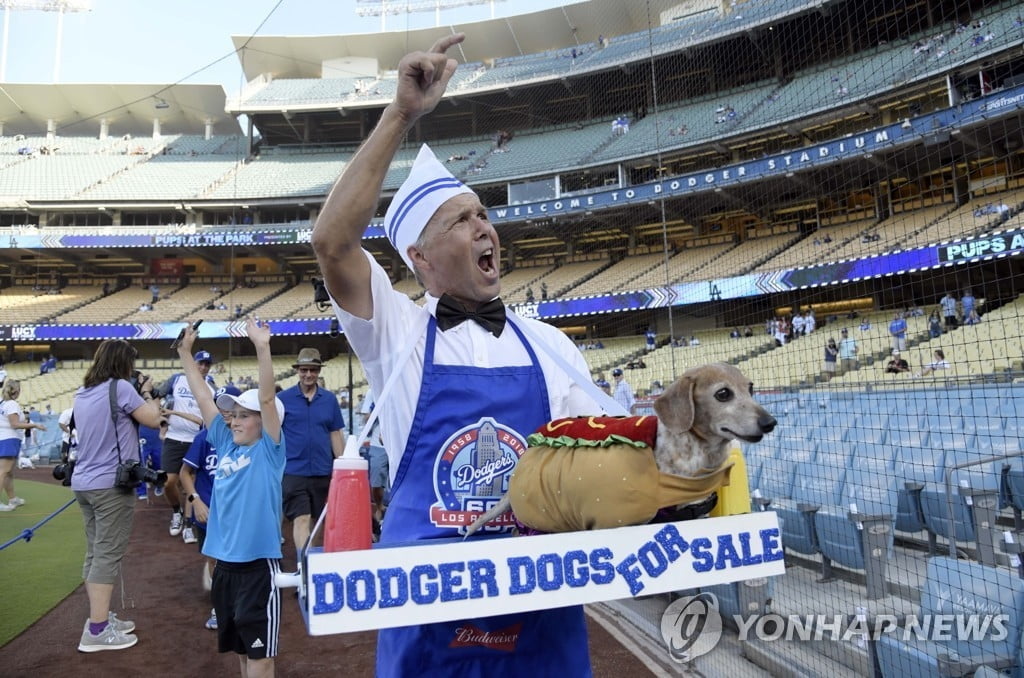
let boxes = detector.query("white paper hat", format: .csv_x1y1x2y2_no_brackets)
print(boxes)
384,144,475,271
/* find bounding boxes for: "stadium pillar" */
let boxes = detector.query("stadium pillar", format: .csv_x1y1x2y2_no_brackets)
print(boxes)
152,118,161,140
204,119,213,140
99,119,108,140
46,119,55,146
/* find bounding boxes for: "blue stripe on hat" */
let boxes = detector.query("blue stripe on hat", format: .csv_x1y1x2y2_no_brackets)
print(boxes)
388,177,466,243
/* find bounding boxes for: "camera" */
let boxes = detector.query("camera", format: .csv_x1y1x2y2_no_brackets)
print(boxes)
131,370,149,396
114,461,168,492
52,461,75,486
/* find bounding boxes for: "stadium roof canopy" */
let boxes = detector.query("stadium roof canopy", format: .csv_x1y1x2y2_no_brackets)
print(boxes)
0,83,242,138
230,0,684,80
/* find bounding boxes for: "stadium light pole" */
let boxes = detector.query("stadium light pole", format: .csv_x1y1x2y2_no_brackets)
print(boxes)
0,0,92,82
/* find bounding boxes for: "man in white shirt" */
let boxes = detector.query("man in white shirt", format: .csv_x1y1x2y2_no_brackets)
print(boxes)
611,368,635,414
312,33,601,678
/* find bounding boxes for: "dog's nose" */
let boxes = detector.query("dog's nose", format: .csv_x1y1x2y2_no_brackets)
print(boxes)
758,413,777,433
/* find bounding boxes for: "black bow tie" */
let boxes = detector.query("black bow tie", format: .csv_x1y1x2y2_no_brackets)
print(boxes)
436,294,506,337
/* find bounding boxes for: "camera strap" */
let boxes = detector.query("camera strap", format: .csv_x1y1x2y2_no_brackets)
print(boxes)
108,379,141,465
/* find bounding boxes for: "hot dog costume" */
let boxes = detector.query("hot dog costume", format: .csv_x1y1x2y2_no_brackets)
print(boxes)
510,416,734,533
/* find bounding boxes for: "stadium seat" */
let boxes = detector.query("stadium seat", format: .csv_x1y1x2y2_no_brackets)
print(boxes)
918,448,1001,565
772,462,846,559
702,577,774,627
876,557,1024,678
851,441,899,471
813,469,899,599
895,444,944,539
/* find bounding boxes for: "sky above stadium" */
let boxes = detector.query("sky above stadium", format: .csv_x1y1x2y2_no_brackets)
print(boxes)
1,0,570,94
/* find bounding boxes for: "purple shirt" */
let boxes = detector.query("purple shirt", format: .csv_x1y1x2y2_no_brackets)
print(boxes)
71,378,145,491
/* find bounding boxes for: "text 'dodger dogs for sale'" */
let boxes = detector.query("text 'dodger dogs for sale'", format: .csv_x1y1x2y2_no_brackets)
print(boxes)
466,362,777,535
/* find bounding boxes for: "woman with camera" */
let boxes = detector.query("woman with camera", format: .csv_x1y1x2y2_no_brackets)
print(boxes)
0,379,47,511
71,339,162,653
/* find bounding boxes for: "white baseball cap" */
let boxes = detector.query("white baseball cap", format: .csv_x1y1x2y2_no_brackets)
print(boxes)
216,388,285,422
384,144,476,272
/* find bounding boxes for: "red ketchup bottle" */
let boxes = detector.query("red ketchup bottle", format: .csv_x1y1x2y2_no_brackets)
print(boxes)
323,452,372,552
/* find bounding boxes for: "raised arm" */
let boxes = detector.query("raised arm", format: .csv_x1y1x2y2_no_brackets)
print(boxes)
311,33,464,320
175,324,218,426
247,317,281,444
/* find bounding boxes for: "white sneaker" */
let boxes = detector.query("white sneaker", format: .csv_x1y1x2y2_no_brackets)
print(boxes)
0,503,13,512
17,457,34,469
169,511,183,537
154,485,164,497
205,609,218,630
78,624,138,653
82,613,135,634
8,497,24,507
182,525,197,544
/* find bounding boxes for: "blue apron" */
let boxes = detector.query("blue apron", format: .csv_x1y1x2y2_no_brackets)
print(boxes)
376,317,592,678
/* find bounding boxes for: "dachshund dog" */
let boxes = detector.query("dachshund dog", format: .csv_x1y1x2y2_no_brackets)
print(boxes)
466,362,777,535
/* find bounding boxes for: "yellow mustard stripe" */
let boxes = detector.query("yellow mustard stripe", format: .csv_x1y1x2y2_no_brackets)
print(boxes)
587,416,607,429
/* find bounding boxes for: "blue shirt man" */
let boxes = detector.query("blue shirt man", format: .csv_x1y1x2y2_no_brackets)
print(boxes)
889,313,907,351
278,348,346,559
961,289,976,317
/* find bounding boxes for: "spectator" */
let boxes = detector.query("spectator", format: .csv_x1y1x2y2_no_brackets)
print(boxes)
690,335,700,346
525,287,534,303
928,311,943,338
965,308,982,325
175,319,285,676
838,328,858,372
730,328,741,339
885,350,910,374
743,326,753,337
279,348,346,562
940,291,958,328
0,380,46,511
155,350,216,541
889,311,908,352
916,349,951,377
961,288,977,320
792,312,806,337
149,284,160,304
645,327,656,351
823,338,838,379
234,304,242,319
611,368,635,413
859,318,871,331
72,340,162,652
541,282,548,300
649,380,664,396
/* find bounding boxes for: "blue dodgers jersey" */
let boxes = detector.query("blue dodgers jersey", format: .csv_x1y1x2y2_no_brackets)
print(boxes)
202,415,285,562
182,429,218,527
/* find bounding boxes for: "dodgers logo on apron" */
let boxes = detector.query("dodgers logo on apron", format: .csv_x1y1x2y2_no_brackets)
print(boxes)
430,417,527,535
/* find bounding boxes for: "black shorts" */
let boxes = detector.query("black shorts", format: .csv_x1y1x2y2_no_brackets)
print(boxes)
161,438,192,475
212,559,281,659
282,474,330,522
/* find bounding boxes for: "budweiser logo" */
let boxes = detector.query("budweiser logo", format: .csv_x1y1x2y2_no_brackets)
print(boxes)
449,623,522,652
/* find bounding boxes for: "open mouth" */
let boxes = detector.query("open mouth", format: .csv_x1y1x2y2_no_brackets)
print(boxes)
722,427,764,443
478,248,496,276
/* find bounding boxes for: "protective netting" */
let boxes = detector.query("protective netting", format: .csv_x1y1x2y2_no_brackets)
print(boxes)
2,0,1024,674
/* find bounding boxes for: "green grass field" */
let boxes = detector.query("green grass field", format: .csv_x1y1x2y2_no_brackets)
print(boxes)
0,480,84,647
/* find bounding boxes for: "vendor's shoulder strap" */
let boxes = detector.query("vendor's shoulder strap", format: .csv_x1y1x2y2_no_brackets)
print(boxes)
505,310,627,416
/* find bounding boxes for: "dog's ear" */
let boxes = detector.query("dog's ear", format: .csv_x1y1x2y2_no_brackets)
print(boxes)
654,375,695,432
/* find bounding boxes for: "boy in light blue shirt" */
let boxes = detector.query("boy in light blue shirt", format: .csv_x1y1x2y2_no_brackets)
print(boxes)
176,317,285,678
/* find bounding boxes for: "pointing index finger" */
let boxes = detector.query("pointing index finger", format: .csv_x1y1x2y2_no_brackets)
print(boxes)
430,32,465,55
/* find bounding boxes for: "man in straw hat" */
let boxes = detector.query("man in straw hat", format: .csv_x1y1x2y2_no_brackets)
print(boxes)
278,347,346,562
313,33,603,677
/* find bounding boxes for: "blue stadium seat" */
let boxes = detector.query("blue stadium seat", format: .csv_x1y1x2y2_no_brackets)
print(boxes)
895,445,945,536
813,469,899,599
918,448,1002,565
753,456,797,504
815,445,854,472
852,441,898,470
703,577,774,626
845,424,887,446
772,462,845,557
889,427,929,449
876,557,1024,678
